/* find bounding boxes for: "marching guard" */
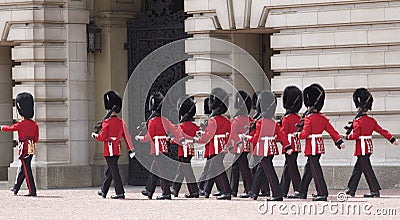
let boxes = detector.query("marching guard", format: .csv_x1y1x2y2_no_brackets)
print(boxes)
289,84,345,201
2,92,38,196
136,92,183,200
91,91,135,199
171,96,200,198
196,88,232,200
249,90,291,201
280,86,303,198
345,88,398,198
229,91,254,198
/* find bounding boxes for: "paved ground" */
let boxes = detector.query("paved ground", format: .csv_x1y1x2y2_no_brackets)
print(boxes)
1,186,400,220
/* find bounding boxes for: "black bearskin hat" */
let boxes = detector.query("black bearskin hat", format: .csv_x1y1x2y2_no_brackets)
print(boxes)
148,92,164,112
234,91,252,115
209,88,229,115
203,97,211,115
252,91,260,111
103,90,122,113
177,95,196,121
283,86,303,114
303,83,325,112
16,92,34,119
353,88,373,110
257,90,277,119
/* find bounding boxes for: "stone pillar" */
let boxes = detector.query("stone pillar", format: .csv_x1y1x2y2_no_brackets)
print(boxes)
0,47,13,181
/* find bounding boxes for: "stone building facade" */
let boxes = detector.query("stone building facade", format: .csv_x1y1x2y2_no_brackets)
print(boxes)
0,0,398,189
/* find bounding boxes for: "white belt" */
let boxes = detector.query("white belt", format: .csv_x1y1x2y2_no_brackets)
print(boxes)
288,134,295,146
238,134,252,154
214,134,227,155
183,140,194,158
360,136,372,156
261,136,275,156
108,137,117,156
308,134,322,156
154,136,168,156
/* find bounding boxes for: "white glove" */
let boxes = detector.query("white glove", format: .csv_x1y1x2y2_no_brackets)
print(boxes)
91,132,98,139
135,135,144,141
286,149,293,155
394,139,399,146
129,150,136,158
339,142,345,149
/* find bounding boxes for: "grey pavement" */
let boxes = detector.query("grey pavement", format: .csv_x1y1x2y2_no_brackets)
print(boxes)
1,186,399,220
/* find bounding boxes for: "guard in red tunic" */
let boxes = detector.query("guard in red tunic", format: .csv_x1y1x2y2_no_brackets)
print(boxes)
290,84,345,201
2,92,38,196
92,91,135,199
196,88,232,200
136,92,183,200
171,96,200,198
345,88,398,198
249,90,292,201
229,91,254,198
280,86,302,198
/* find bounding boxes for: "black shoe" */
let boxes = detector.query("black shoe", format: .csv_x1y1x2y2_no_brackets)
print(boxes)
364,191,380,198
24,193,37,197
185,192,199,198
97,191,106,198
287,191,306,199
111,194,125,199
231,192,237,197
156,194,172,200
267,197,283,201
199,190,206,196
171,188,179,197
217,193,231,200
239,192,251,198
212,191,222,197
312,195,327,201
250,193,258,200
259,192,270,197
141,190,153,199
345,189,355,197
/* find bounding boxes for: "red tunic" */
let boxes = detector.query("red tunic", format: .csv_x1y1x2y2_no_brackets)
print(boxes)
141,116,182,155
298,112,341,156
95,116,134,157
230,115,254,154
348,115,394,156
2,119,39,158
281,113,302,153
177,121,199,157
251,118,290,157
196,115,231,158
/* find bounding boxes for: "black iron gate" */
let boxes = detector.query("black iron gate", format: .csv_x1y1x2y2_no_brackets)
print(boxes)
125,0,188,185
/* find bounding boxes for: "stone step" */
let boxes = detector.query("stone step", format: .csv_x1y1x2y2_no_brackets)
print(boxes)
0,181,10,190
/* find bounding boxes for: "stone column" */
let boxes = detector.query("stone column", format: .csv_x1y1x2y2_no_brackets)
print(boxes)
0,47,13,181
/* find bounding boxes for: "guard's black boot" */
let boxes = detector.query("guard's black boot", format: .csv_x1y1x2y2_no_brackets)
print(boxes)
259,192,270,197
364,191,380,198
345,189,355,197
111,194,125,199
184,192,199,198
312,195,327,201
212,191,222,197
267,197,283,201
141,190,153,199
171,188,179,197
24,192,37,197
217,193,231,200
156,194,172,200
239,192,251,198
97,191,106,198
250,193,258,200
287,191,306,199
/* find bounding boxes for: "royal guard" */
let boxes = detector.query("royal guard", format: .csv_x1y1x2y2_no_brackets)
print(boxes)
171,96,200,198
136,92,183,200
229,91,254,198
195,88,232,200
345,88,398,198
91,91,135,199
280,86,303,198
250,92,270,197
2,92,38,196
289,84,345,201
249,90,291,201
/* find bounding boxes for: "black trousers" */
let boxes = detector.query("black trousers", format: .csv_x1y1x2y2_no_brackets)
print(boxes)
198,158,221,192
280,152,301,196
252,156,281,197
14,155,36,194
347,154,381,192
146,156,171,195
230,152,253,193
102,156,124,195
173,156,199,194
251,159,270,195
298,155,327,196
204,154,231,194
